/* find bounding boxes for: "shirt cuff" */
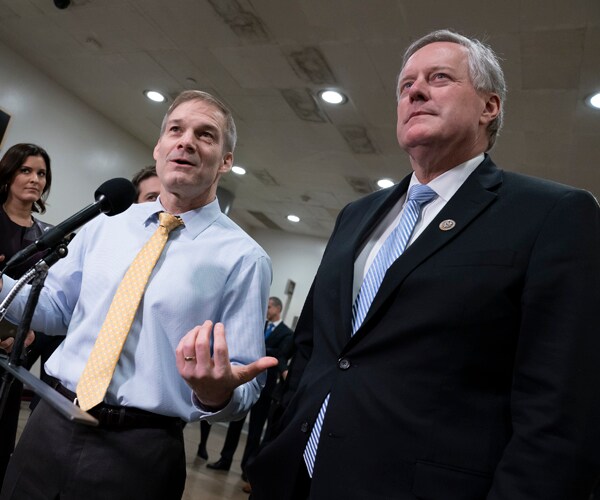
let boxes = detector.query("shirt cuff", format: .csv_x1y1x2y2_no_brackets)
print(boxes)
191,386,245,422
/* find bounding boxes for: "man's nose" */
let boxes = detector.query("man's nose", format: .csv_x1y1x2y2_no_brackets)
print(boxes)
407,77,428,101
177,130,196,151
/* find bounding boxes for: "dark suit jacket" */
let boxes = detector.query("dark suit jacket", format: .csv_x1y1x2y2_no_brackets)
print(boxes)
248,156,600,500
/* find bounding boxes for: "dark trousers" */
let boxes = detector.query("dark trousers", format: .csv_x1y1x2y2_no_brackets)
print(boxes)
198,419,245,463
0,382,22,493
0,400,186,500
219,417,246,462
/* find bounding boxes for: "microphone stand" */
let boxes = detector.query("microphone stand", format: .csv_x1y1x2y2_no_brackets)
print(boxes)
0,243,98,426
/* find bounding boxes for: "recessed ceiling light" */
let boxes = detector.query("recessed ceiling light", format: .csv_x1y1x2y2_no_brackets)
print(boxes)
232,165,246,175
586,92,600,110
319,90,346,105
144,90,167,103
287,214,300,223
377,178,395,189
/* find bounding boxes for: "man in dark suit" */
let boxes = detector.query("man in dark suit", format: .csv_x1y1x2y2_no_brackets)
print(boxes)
247,29,600,499
241,297,295,474
206,297,294,476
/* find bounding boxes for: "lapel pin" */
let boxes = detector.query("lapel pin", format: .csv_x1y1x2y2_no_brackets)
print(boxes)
439,219,456,231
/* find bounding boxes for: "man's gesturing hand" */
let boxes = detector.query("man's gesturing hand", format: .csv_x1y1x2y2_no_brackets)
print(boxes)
176,320,278,410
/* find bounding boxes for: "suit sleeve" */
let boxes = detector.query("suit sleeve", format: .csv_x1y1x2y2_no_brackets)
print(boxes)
278,203,350,411
267,325,294,373
266,328,295,374
487,189,600,499
279,279,315,409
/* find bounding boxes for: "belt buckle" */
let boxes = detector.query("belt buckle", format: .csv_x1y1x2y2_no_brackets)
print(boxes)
100,407,125,427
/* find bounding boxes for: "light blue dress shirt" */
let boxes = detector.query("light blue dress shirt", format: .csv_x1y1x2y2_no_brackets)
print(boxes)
0,197,272,422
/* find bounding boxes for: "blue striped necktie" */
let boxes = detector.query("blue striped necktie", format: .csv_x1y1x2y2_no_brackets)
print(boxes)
303,184,437,477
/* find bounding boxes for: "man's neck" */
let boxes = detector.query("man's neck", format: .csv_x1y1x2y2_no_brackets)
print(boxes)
406,141,487,184
160,190,216,215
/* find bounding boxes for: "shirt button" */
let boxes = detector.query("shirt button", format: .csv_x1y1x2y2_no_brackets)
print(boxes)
300,421,310,433
338,358,351,370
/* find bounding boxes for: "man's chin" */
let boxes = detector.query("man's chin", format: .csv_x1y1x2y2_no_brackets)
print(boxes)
163,173,193,188
397,131,436,150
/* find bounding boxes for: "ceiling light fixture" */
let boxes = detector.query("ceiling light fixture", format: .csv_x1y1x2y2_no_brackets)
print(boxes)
319,90,346,105
144,90,167,103
232,166,246,175
586,92,600,110
377,178,395,189
287,214,300,223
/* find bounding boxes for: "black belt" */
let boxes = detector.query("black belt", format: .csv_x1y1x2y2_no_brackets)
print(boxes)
52,381,183,430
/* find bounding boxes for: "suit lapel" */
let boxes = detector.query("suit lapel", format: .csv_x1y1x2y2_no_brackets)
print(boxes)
347,157,503,346
334,176,413,341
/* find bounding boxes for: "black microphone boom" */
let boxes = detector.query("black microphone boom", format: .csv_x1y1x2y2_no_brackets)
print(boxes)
2,178,136,272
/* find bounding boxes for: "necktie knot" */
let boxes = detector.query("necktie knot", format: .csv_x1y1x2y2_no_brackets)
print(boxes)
407,184,437,206
159,212,184,233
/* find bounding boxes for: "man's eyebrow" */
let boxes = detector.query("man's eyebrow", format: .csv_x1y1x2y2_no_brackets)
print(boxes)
198,123,220,133
165,117,182,127
166,118,220,134
428,64,455,73
401,64,455,78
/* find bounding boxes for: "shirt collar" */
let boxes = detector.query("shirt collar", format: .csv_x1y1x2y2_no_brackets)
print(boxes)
141,196,223,240
407,153,484,203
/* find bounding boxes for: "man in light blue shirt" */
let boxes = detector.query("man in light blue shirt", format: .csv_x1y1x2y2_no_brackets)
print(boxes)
0,90,276,500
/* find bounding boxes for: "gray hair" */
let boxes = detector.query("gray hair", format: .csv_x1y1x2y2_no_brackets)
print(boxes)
160,90,237,153
398,29,506,150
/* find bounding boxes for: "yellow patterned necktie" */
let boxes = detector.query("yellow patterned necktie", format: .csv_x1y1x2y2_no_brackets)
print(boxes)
76,212,184,411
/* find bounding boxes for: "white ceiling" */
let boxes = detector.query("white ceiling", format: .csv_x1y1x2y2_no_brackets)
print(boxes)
0,0,598,238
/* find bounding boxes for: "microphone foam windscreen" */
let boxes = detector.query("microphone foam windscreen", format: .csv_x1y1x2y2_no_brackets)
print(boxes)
94,178,137,216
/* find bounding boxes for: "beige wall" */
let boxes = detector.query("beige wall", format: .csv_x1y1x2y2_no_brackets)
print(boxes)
0,39,151,226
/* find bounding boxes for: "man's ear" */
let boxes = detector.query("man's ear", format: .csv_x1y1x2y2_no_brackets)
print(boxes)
219,152,233,174
481,93,500,125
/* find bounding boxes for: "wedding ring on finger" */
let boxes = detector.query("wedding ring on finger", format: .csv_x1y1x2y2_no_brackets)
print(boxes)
184,355,196,362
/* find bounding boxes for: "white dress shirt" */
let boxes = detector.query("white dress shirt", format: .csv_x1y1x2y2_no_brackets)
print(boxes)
353,155,483,299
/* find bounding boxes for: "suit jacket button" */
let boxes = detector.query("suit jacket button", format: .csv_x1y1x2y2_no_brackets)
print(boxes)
300,421,310,433
338,358,350,370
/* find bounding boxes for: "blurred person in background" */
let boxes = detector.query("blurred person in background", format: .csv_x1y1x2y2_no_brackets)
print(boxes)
131,165,161,203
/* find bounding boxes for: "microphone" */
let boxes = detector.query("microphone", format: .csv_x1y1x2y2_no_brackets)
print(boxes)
2,178,136,272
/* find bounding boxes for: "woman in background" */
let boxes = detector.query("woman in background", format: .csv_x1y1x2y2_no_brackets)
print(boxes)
0,143,62,490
